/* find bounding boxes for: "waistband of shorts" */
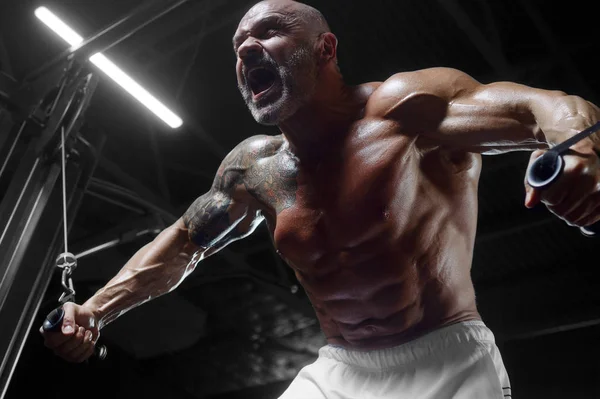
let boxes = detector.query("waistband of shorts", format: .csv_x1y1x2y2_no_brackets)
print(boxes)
318,321,494,369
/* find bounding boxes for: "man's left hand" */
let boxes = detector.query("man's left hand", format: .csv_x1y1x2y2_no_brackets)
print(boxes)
525,143,600,228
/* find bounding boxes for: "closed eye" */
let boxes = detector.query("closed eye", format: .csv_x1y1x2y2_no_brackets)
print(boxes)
258,25,282,39
232,16,288,50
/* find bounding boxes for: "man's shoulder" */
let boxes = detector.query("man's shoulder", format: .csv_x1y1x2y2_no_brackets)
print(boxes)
365,67,479,118
221,134,285,168
377,67,477,93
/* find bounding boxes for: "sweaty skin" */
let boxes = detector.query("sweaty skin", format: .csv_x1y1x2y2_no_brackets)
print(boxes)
42,0,600,361
184,74,598,350
182,64,600,349
193,113,483,350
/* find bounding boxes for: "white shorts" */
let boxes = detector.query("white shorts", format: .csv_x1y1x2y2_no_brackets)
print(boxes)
278,321,511,399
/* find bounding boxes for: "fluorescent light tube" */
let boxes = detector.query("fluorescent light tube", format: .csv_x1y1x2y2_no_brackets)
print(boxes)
35,6,183,129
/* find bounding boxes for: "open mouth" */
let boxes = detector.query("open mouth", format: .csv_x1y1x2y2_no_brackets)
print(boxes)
247,67,277,98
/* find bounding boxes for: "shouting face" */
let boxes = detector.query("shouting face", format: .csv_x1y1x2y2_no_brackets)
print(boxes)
233,1,323,125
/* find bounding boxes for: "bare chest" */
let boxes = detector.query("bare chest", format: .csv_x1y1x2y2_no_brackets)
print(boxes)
251,121,420,270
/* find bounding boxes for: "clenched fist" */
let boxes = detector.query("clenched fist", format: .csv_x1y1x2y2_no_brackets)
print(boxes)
525,142,600,229
39,302,100,363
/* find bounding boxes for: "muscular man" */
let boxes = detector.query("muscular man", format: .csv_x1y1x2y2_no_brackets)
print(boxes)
41,1,600,397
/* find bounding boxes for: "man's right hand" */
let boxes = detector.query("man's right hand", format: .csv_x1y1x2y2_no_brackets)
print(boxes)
39,302,100,363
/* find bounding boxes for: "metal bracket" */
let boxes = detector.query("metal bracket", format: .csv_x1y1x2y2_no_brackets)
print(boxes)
56,252,77,304
34,64,99,162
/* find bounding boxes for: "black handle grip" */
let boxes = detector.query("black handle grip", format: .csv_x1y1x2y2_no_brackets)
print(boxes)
43,307,107,360
42,307,65,332
526,151,600,236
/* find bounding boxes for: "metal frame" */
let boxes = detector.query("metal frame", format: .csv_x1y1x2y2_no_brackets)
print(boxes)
0,88,104,399
0,1,205,396
22,0,192,84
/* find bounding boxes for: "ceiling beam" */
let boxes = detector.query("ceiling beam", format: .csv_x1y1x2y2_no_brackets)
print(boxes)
144,0,252,71
85,188,147,215
97,155,179,221
117,0,220,63
436,0,514,80
77,131,178,220
71,214,161,259
147,12,239,71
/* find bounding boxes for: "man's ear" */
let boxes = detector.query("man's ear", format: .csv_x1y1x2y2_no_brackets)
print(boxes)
319,32,338,64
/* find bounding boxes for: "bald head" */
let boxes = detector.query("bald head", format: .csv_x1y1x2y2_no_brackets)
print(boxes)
234,0,340,125
242,0,330,37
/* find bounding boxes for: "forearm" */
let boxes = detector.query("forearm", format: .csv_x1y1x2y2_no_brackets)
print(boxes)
529,91,600,149
83,219,202,329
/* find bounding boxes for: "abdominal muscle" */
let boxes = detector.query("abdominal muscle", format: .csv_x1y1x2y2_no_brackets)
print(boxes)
286,213,481,351
266,122,483,350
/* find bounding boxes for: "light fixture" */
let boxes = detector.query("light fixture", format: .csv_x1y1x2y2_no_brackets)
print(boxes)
34,6,183,129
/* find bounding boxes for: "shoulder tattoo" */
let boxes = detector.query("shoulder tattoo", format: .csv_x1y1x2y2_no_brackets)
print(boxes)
244,149,299,214
183,136,298,246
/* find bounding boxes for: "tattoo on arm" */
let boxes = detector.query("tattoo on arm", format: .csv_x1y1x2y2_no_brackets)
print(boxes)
182,136,274,248
245,153,298,214
182,135,298,248
183,191,234,248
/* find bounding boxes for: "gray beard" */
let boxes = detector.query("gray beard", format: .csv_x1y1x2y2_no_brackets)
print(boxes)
239,45,317,126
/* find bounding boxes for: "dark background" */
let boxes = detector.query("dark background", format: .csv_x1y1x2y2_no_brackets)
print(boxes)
1,0,600,398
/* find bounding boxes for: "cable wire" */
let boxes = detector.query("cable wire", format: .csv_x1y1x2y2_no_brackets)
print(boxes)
60,126,68,253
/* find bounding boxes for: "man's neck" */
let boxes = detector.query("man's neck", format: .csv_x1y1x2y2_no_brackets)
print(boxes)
278,77,362,161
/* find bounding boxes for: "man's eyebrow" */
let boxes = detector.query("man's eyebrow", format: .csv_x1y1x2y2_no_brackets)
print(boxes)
232,33,243,48
258,13,293,25
233,14,292,47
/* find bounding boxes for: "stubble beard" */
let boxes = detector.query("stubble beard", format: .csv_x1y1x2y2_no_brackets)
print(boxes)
239,44,318,126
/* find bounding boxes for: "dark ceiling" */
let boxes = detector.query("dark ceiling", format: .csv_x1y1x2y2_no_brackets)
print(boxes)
2,0,600,398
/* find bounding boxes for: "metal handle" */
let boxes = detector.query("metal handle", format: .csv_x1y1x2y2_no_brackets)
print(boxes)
526,150,600,236
43,307,107,360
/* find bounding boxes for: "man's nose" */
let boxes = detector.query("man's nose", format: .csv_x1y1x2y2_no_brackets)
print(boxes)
238,39,263,61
